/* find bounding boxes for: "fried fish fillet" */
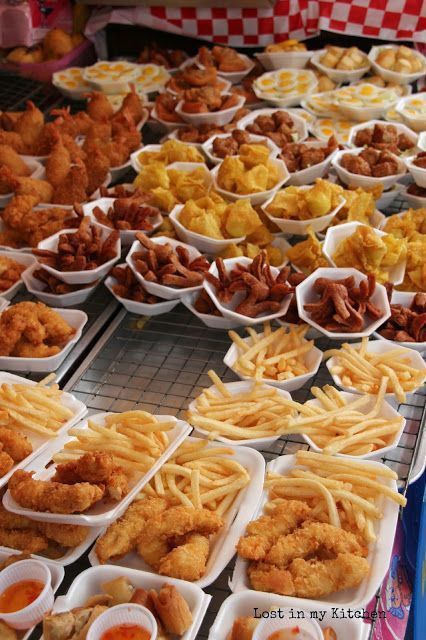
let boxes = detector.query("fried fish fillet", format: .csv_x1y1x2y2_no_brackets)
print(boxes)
157,533,210,581
0,425,33,462
0,527,49,553
289,553,370,598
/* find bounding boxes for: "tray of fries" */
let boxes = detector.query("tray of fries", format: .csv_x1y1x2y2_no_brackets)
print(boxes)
88,437,266,589
0,372,87,490
230,451,404,609
3,411,191,526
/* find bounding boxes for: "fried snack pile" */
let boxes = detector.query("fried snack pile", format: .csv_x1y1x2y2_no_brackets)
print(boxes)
179,195,261,239
266,39,307,53
0,144,30,193
34,217,119,273
0,255,26,292
219,234,285,268
212,129,268,159
340,148,401,177
198,45,249,72
95,497,224,581
217,144,279,195
290,381,404,456
381,209,426,292
207,253,293,318
245,110,299,147
137,139,204,165
181,87,240,115
265,179,342,220
331,185,378,227
0,301,75,357
0,504,88,556
90,196,161,232
286,227,328,274
379,291,426,342
324,336,426,401
407,183,426,197
320,45,367,70
132,232,209,288
280,135,338,172
166,63,227,95
43,576,193,638
303,274,383,333
193,289,223,316
229,322,315,382
333,225,407,283
134,163,208,212
142,439,249,515
353,123,415,155
32,268,95,295
138,44,187,69
9,450,128,514
0,195,75,249
187,370,296,441
6,28,84,63
176,113,249,143
111,264,162,304
375,45,424,73
154,93,183,124
413,151,426,169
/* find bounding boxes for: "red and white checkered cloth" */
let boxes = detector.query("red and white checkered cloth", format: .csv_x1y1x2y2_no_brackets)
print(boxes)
86,0,426,46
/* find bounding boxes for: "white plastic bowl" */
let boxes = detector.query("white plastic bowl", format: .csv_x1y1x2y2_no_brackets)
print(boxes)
0,559,53,630
302,390,405,459
237,107,308,143
22,263,98,308
211,157,289,206
82,197,163,246
331,147,406,191
150,104,186,131
405,154,426,188
130,144,205,173
311,50,370,83
175,94,246,127
0,251,36,300
336,87,399,123
195,52,255,85
400,182,426,209
169,204,245,255
323,221,406,285
202,132,279,166
255,49,315,70
203,256,293,326
127,235,207,300
284,140,339,186
418,131,426,151
263,188,345,236
188,380,293,447
0,158,44,208
368,45,426,85
0,307,87,372
348,119,418,154
395,93,426,133
296,266,391,339
316,209,386,242
105,268,180,316
374,291,426,354
223,331,323,392
326,339,426,397
87,604,157,640
36,224,121,285
181,290,241,329
376,183,403,210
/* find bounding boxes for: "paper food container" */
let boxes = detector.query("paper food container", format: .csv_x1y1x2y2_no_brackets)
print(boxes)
89,437,266,589
230,454,400,610
3,412,191,527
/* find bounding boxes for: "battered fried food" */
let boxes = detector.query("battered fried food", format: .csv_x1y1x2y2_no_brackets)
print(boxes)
86,91,114,122
0,552,31,570
52,157,89,205
229,616,259,640
289,554,370,599
45,133,72,188
13,101,44,152
94,497,168,564
0,451,13,476
8,469,105,514
0,425,32,462
37,522,88,548
157,533,210,581
149,584,193,635
0,621,18,640
0,144,30,188
0,166,53,202
0,255,27,292
0,527,49,553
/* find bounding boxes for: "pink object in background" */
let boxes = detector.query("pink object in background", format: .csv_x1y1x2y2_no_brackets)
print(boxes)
0,0,72,48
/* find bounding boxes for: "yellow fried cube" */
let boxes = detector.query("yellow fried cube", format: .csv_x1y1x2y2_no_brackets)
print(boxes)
217,156,245,192
239,143,270,168
236,164,269,194
224,199,262,237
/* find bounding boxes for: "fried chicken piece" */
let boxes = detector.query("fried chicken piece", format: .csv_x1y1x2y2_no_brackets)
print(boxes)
95,497,168,564
157,533,210,581
0,425,32,462
265,522,365,567
8,469,105,514
289,554,370,598
86,91,114,121
53,451,114,484
84,146,110,195
150,584,193,635
0,166,53,202
116,87,145,125
0,144,30,183
248,562,296,595
142,505,224,540
0,131,26,154
0,527,49,553
0,450,14,476
37,522,88,548
14,101,44,152
51,108,94,138
45,133,71,188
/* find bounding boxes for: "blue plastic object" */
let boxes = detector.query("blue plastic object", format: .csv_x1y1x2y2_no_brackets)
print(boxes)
402,473,425,584
412,472,426,640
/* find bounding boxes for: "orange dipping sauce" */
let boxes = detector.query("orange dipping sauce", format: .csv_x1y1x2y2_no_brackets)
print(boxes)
101,624,151,640
0,580,44,613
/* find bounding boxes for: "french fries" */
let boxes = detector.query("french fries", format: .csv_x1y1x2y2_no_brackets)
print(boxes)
0,375,74,437
142,439,250,516
228,322,316,381
286,381,404,456
187,370,297,441
53,411,175,474
324,337,426,402
265,450,406,543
